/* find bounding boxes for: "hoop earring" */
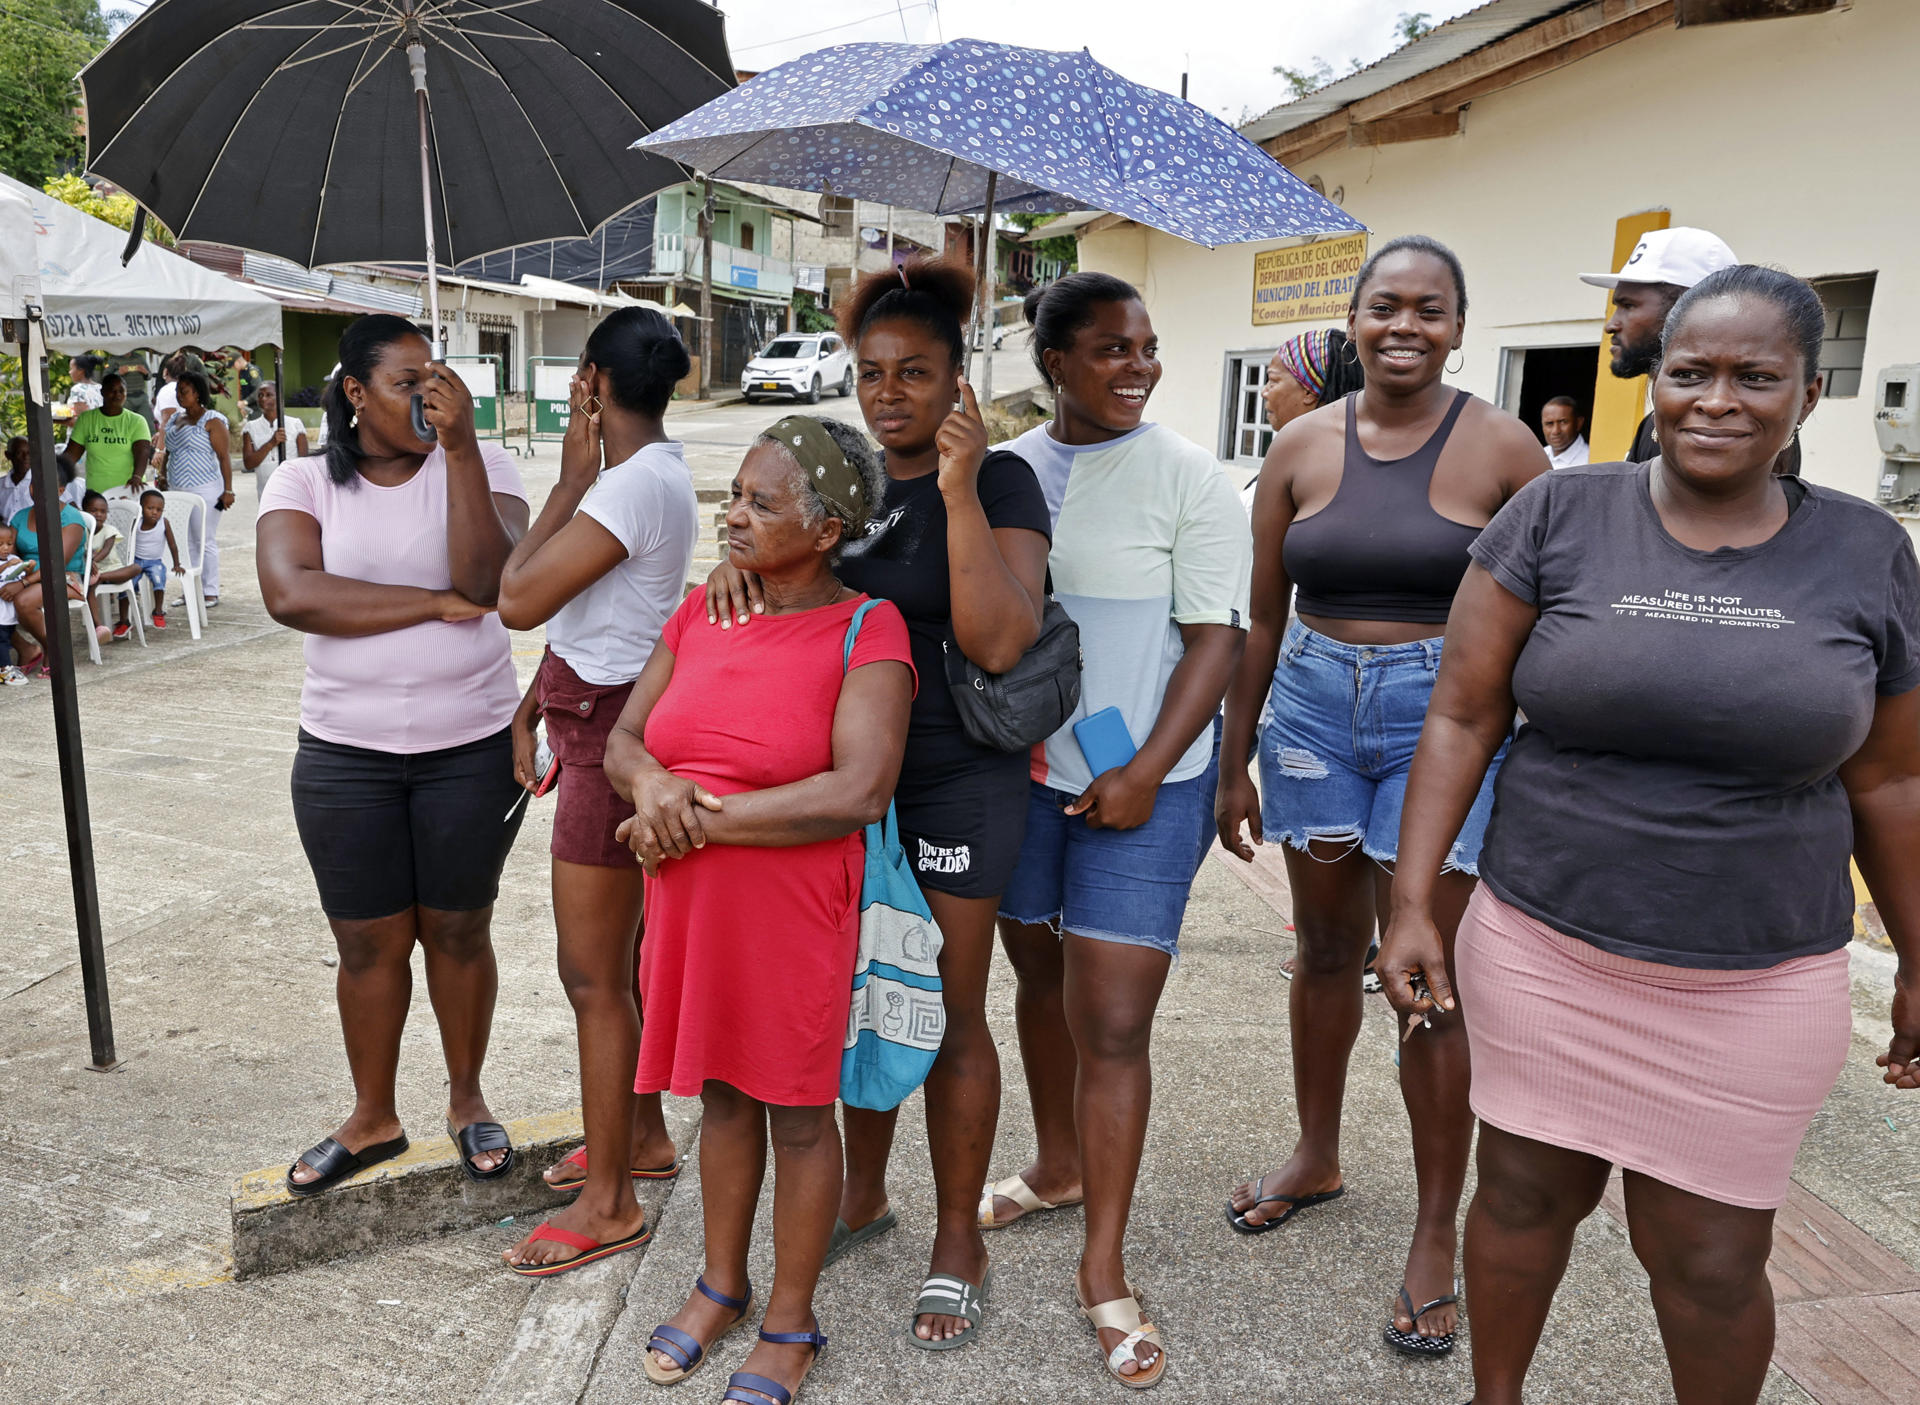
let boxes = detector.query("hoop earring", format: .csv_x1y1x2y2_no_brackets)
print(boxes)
584,394,603,421
1446,351,1465,375
1342,339,1360,367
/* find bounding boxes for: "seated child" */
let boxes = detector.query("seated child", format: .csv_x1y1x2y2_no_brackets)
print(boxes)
131,489,182,631
0,522,27,685
80,491,139,642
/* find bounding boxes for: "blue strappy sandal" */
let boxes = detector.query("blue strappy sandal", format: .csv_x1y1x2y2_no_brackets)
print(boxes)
720,1325,828,1405
642,1275,753,1386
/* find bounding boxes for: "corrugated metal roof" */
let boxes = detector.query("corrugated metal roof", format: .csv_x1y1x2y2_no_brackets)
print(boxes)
1241,0,1588,143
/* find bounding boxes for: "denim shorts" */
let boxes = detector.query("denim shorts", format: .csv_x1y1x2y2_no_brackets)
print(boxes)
998,719,1220,957
133,558,167,596
1259,621,1507,875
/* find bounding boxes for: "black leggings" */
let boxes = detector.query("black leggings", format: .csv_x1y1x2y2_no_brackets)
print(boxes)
290,726,526,921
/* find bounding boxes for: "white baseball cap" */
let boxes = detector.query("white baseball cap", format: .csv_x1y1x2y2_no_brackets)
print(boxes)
1579,227,1737,291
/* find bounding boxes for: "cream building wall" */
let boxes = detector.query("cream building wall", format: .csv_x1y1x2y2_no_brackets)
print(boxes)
1085,0,1915,508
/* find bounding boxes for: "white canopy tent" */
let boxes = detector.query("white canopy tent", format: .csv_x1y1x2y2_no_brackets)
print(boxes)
1,172,281,1073
0,171,281,352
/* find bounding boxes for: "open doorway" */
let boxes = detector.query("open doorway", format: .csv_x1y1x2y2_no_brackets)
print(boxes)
1500,343,1600,448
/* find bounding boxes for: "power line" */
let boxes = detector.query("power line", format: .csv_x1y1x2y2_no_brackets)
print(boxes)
732,1,934,55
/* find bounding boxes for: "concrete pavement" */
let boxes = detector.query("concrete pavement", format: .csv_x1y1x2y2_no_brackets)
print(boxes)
1,401,1914,1402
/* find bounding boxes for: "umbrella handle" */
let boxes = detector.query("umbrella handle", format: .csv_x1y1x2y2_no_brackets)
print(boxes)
410,394,438,444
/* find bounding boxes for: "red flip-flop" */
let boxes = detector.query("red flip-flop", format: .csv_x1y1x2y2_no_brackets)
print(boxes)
507,1220,651,1278
546,1145,682,1193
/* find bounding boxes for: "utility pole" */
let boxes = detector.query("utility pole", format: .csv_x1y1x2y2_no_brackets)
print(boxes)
698,176,715,400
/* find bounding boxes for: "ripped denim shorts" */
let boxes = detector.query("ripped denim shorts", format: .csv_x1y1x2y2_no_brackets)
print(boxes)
1258,620,1507,875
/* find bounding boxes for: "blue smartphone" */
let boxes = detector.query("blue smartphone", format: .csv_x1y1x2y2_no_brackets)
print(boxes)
1073,706,1137,778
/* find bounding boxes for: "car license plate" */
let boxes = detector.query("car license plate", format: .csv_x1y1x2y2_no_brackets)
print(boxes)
761,382,781,391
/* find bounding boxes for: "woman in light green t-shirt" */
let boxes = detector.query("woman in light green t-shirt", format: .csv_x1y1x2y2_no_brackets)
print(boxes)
60,373,154,497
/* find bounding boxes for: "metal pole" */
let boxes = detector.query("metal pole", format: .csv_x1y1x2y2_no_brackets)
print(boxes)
8,313,116,1071
974,172,998,404
408,40,442,359
274,348,286,464
698,177,715,400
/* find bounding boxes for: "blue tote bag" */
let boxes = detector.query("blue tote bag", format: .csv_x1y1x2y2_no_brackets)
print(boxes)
839,601,946,1111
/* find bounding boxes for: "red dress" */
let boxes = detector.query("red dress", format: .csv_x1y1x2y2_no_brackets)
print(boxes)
635,592,915,1106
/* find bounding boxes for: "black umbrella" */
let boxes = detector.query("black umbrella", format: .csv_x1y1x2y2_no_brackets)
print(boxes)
80,0,734,385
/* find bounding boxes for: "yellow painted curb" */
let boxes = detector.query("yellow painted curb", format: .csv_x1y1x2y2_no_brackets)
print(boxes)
234,1107,585,1211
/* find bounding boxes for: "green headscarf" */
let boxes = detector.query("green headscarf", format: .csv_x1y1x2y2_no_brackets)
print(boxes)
765,415,870,535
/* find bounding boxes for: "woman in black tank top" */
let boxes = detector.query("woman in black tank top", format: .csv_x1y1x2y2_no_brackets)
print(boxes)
1215,237,1545,1356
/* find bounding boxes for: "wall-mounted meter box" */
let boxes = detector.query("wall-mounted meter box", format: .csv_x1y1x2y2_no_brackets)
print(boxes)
1875,365,1920,458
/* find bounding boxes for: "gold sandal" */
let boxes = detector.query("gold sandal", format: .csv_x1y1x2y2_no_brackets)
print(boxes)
977,1173,1082,1230
1078,1287,1166,1391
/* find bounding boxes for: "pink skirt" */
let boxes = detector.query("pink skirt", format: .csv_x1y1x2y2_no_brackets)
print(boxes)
1457,885,1851,1210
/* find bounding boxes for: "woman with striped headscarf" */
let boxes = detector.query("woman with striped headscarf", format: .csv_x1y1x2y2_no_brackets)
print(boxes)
1242,329,1366,511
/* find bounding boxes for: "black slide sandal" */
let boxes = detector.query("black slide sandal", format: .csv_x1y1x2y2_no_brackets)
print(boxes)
447,1118,515,1181
286,1134,410,1197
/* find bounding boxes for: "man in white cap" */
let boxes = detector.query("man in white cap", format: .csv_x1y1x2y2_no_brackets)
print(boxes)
1580,226,1737,462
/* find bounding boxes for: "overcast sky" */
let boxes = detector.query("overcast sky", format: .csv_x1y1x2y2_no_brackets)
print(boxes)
720,0,1486,125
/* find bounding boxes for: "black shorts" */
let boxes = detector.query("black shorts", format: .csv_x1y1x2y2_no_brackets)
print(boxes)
290,726,527,921
892,745,1031,901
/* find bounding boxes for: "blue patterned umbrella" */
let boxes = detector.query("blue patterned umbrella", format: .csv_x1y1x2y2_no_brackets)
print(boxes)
635,39,1365,249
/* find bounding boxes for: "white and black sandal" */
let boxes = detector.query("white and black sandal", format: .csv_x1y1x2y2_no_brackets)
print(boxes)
1383,1280,1460,1357
908,1268,990,1352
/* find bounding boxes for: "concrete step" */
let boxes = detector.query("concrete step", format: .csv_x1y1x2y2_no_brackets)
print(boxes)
230,1109,584,1279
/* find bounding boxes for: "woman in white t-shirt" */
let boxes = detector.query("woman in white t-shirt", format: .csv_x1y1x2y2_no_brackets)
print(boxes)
59,356,105,474
494,307,700,1277
243,383,311,471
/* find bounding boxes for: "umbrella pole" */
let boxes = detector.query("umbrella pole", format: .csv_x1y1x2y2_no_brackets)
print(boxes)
409,42,443,360
978,173,997,407
6,310,116,1072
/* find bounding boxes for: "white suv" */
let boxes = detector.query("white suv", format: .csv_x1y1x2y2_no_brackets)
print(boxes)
741,332,854,404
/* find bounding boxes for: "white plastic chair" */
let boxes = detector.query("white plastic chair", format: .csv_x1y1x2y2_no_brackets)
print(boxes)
93,499,147,649
62,513,102,665
160,490,207,639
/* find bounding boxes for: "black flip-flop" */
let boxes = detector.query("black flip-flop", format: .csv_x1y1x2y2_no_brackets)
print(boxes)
1383,1283,1460,1356
447,1118,515,1182
286,1134,410,1198
1226,1178,1344,1234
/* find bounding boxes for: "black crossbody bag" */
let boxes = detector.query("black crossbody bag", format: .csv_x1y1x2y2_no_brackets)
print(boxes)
941,598,1082,753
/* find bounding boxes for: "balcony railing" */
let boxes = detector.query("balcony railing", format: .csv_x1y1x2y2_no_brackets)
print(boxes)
653,233,794,298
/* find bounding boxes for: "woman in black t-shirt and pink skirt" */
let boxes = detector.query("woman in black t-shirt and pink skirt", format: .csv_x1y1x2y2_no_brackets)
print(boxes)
702,257,1051,1354
1381,266,1920,1404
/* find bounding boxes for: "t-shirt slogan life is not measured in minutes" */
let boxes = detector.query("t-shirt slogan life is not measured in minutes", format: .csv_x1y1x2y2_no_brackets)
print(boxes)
1469,462,1920,970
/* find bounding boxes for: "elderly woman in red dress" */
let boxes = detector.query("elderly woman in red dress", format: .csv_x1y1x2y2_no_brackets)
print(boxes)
603,415,913,1405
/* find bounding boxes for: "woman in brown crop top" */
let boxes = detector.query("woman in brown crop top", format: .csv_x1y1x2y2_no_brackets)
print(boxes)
1215,235,1545,1357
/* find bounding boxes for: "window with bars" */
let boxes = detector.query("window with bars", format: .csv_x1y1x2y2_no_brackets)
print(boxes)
1812,273,1875,399
1222,352,1277,465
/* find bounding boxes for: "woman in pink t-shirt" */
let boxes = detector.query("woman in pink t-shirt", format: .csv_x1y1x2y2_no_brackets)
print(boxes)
257,314,532,1198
